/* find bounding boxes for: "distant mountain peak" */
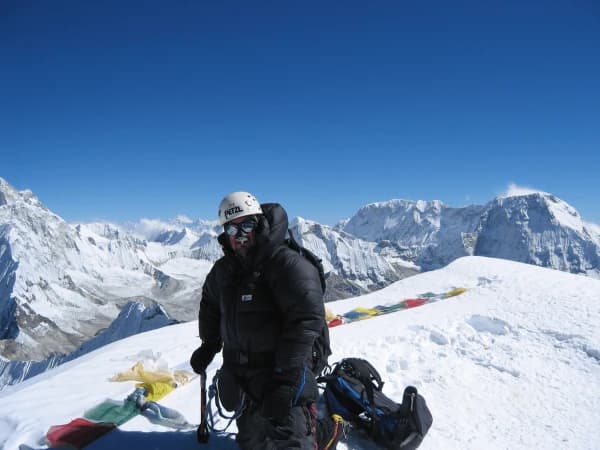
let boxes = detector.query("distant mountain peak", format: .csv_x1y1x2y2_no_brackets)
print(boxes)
493,190,585,234
0,177,18,206
0,178,43,209
174,214,193,224
499,183,551,199
290,216,319,228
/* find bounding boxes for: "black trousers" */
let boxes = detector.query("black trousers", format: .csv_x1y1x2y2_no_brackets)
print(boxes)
236,402,317,450
218,363,318,450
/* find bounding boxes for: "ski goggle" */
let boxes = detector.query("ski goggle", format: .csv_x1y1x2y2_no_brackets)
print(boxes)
224,219,258,236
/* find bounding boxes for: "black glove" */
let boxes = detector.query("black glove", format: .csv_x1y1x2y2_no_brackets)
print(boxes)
261,367,301,421
190,344,218,374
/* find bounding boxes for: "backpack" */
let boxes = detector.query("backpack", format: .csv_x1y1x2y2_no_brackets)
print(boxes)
285,229,331,375
318,358,433,450
285,229,327,292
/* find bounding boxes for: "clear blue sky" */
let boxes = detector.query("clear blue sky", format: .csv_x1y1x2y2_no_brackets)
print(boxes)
1,0,599,225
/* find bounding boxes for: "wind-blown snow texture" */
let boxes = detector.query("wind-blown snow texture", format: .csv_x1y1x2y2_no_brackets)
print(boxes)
1,257,599,450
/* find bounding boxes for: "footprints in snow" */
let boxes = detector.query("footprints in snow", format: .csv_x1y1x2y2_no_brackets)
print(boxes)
541,329,600,365
476,276,500,288
467,315,511,336
383,314,520,379
429,330,449,346
583,347,600,363
378,310,599,386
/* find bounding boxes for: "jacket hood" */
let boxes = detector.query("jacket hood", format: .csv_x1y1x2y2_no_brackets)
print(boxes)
218,203,289,269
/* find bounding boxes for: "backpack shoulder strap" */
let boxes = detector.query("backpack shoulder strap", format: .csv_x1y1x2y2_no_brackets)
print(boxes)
285,228,302,252
285,229,327,293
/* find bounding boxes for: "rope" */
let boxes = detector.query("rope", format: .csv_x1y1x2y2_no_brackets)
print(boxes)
206,369,246,434
323,414,344,450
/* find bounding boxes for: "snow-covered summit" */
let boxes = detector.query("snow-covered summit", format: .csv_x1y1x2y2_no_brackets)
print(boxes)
496,189,585,233
1,256,598,450
119,217,223,262
125,217,220,241
476,193,599,274
499,183,550,199
343,199,447,243
343,199,484,269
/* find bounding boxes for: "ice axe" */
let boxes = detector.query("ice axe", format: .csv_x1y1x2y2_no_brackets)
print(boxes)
196,371,210,443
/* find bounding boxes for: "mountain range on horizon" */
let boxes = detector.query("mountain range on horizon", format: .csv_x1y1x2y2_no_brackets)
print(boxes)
1,175,599,389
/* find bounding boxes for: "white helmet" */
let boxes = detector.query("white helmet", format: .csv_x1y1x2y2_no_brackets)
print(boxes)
218,191,263,225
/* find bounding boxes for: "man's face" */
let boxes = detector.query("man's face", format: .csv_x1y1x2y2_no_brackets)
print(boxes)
225,216,258,257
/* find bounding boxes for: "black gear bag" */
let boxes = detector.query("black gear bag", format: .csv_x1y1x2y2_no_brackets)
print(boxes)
285,229,331,375
318,358,433,450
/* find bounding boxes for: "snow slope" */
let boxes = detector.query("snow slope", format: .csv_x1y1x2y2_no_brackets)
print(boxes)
1,256,599,450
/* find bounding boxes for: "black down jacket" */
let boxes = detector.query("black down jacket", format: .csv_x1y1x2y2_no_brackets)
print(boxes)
198,203,325,371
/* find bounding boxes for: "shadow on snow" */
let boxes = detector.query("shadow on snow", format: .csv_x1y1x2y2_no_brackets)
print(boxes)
85,429,238,450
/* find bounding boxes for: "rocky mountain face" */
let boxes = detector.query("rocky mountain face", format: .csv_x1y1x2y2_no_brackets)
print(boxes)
0,179,209,363
474,194,600,274
342,199,485,270
289,218,419,300
342,193,600,277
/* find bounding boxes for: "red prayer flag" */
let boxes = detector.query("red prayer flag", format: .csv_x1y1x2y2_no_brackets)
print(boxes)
403,298,427,308
327,317,344,328
47,417,116,449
